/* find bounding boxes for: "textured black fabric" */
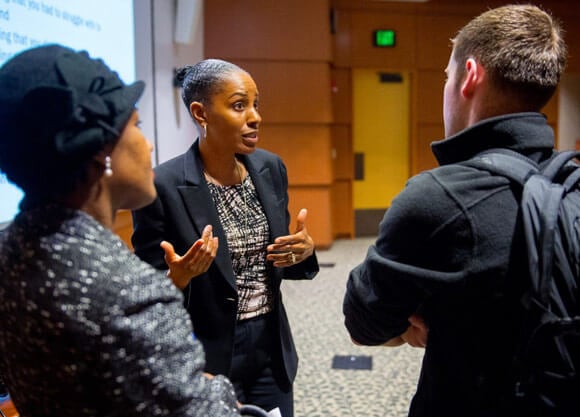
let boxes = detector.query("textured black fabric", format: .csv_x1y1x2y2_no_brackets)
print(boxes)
343,113,557,417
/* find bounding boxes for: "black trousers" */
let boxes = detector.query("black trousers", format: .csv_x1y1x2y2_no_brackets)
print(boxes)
230,313,294,417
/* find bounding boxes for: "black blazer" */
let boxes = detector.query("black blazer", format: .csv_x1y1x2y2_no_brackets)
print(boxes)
131,140,319,384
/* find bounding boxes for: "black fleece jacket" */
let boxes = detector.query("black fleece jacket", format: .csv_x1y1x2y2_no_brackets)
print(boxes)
343,113,555,417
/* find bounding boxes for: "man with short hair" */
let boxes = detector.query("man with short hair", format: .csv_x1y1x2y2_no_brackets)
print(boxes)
343,5,568,416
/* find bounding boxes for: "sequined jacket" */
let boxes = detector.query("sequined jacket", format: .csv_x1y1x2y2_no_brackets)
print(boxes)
0,205,240,417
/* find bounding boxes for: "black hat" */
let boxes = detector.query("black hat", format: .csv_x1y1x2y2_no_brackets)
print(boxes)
0,44,145,196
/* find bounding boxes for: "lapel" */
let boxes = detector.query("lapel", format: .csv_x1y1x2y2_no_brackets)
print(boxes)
241,153,287,242
177,141,237,290
243,154,287,289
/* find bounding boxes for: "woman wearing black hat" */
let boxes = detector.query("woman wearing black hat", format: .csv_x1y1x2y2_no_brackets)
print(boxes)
0,44,240,417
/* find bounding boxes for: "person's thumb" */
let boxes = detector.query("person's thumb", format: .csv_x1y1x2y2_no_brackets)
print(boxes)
160,240,177,261
295,208,308,233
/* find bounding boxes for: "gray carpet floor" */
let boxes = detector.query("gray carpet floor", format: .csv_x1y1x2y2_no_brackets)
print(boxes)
282,238,424,417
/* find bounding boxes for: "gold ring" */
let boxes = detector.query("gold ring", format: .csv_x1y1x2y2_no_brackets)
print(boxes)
288,252,296,264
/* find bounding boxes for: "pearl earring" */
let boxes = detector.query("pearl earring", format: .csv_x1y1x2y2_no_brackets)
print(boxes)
105,156,113,177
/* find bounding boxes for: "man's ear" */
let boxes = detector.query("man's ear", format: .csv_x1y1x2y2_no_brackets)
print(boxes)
461,57,484,99
189,101,207,125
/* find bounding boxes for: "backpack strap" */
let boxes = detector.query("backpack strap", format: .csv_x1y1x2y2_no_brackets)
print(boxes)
540,150,580,181
553,151,580,192
563,167,580,192
521,176,564,305
464,148,565,305
466,148,539,185
468,149,580,186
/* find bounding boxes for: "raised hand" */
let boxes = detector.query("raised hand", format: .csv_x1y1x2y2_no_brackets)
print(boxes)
266,208,315,267
161,225,218,289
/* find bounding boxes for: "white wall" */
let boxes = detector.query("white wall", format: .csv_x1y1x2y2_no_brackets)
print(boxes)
138,0,204,165
558,73,580,151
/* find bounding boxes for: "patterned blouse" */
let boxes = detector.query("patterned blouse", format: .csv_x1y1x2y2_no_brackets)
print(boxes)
206,173,273,321
0,204,240,417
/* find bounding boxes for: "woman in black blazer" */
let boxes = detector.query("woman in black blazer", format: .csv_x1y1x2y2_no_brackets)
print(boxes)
131,59,318,417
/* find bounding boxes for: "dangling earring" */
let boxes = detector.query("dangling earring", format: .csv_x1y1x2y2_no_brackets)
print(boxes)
104,156,113,177
201,123,207,139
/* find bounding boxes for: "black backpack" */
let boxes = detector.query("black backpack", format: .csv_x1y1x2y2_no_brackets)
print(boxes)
468,148,580,415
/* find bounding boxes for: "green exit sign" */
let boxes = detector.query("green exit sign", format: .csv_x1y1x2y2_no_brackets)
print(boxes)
373,29,396,47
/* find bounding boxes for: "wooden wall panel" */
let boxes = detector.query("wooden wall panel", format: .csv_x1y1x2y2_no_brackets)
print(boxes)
332,180,353,239
544,91,560,144
331,67,352,123
414,124,443,173
258,125,333,185
349,12,416,68
205,1,336,246
331,125,353,181
332,8,352,68
287,187,333,248
543,91,559,125
416,14,470,70
416,70,445,124
331,125,354,238
204,0,580,245
237,61,332,124
562,17,580,72
0,398,18,417
204,0,331,61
